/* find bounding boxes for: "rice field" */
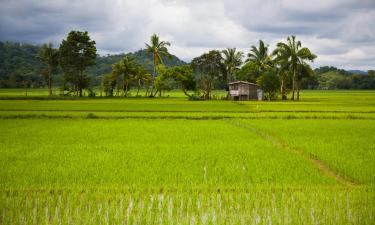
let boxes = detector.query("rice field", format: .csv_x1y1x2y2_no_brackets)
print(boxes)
0,89,374,224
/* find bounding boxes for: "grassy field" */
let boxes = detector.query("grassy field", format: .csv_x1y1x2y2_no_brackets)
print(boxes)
0,89,374,224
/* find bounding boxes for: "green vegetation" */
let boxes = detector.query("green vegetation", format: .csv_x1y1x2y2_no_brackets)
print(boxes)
1,34,373,100
0,42,185,88
0,90,374,224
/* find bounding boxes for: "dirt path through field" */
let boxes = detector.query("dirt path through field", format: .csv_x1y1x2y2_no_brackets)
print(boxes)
225,119,358,188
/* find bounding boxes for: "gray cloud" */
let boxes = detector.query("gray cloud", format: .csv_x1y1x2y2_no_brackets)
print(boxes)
0,0,374,70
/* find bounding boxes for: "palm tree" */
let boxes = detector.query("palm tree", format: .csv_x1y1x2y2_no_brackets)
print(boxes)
111,56,138,97
272,52,290,100
111,62,122,96
134,66,151,96
119,56,137,97
222,48,243,82
246,40,272,75
145,34,171,97
273,36,316,100
38,43,59,96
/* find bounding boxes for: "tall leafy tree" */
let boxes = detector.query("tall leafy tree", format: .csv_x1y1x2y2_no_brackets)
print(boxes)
59,30,96,97
221,48,243,82
38,43,59,96
234,61,259,83
257,69,280,100
145,34,171,97
273,36,316,100
168,65,196,97
191,50,223,99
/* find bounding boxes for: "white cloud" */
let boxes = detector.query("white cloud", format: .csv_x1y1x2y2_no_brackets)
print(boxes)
0,0,374,70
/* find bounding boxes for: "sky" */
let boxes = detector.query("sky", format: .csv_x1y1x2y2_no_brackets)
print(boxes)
0,0,374,70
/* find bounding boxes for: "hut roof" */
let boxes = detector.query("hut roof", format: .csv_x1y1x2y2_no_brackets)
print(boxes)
228,81,259,86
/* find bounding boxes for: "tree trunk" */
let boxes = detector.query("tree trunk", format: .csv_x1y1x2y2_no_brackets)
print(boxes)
280,75,287,100
291,70,296,100
297,80,301,101
123,80,128,97
24,83,28,97
149,53,157,97
182,88,192,97
48,66,52,96
79,88,83,97
137,81,140,96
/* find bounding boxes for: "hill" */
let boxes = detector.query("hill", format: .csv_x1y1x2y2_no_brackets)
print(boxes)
86,49,186,77
0,41,185,87
304,66,374,90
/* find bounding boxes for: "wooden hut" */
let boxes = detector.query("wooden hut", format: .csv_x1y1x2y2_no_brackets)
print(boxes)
228,81,263,101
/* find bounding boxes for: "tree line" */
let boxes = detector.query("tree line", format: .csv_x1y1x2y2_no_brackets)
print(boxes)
1,30,374,99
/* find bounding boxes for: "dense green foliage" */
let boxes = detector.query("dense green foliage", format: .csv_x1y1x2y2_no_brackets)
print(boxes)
308,66,375,90
0,42,185,88
1,38,374,99
0,42,44,88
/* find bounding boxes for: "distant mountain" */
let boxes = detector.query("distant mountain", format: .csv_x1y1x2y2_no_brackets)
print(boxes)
347,70,368,75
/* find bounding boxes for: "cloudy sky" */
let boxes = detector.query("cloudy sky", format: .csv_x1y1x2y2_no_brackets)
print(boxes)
0,0,374,70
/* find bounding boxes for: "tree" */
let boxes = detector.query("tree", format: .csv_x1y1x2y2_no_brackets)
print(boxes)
221,48,243,82
191,50,223,100
133,66,151,96
145,34,171,97
168,65,196,97
296,62,314,99
273,36,316,100
154,65,175,96
272,52,290,100
112,56,138,97
234,61,259,83
257,69,280,100
38,43,59,96
247,40,272,76
102,73,117,96
59,30,97,97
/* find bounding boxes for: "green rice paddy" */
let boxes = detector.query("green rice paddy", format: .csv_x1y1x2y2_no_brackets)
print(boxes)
0,89,374,224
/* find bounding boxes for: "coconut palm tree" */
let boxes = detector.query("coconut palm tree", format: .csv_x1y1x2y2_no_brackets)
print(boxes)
145,34,171,97
246,40,272,75
221,48,243,82
134,66,151,96
273,36,316,100
272,52,290,100
110,63,122,96
119,56,137,97
111,56,138,97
